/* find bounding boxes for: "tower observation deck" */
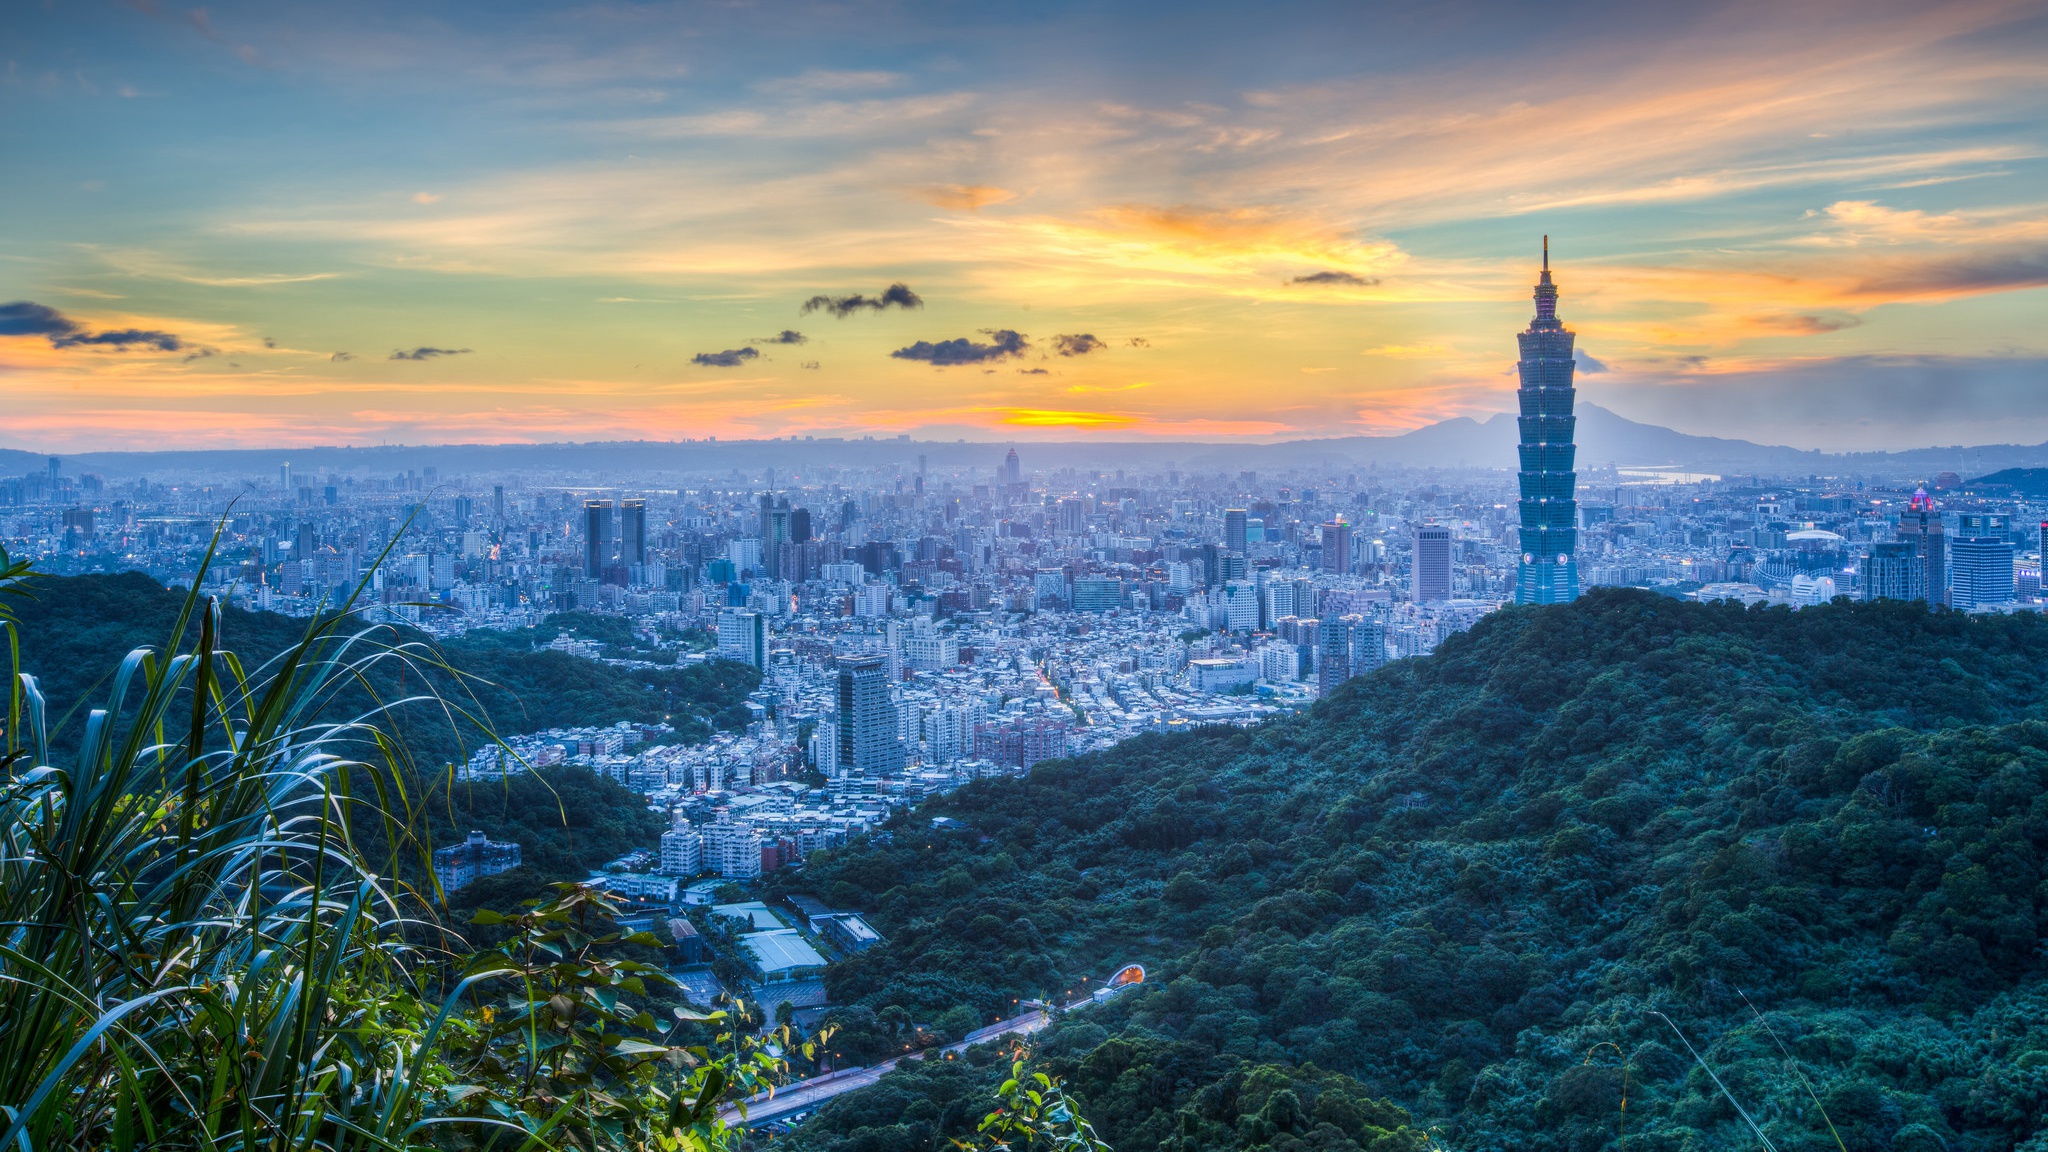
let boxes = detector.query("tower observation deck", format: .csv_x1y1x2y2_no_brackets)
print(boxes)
1514,238,1580,605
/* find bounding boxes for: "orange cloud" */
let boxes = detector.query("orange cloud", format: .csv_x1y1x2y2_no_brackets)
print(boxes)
916,184,1018,212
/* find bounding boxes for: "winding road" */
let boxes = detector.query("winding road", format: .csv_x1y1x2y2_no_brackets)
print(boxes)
720,1007,1055,1128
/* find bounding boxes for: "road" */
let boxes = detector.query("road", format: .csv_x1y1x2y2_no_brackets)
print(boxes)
720,1007,1056,1128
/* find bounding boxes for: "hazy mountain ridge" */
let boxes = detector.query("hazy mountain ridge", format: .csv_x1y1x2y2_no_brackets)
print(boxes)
16,405,2048,481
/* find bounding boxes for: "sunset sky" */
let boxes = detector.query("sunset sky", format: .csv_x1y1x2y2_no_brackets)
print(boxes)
3,0,2045,452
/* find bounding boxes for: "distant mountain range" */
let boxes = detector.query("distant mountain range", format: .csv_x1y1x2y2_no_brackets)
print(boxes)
9,404,2048,482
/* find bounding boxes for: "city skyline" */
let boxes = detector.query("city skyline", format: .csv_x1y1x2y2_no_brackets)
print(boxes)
4,1,2047,453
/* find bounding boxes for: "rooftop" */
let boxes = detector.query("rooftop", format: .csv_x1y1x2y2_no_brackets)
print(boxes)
743,928,828,973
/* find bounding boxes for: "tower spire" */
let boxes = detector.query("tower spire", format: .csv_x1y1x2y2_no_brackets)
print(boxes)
1542,234,1549,271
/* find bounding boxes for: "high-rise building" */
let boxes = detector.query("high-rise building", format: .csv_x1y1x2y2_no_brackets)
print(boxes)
716,608,766,669
583,500,613,578
1224,509,1248,554
294,522,316,560
492,484,506,525
1860,542,1923,602
1951,535,2015,609
1058,497,1086,536
279,462,292,492
1071,577,1125,612
619,498,647,566
659,810,703,876
1348,616,1387,678
1513,237,1580,605
1412,524,1452,602
1316,614,1355,693
1896,488,1945,606
1320,521,1353,574
836,654,902,776
1004,447,1021,488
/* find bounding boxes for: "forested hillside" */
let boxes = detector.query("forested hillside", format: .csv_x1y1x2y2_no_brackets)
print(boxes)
4,573,752,890
6,572,759,763
777,591,2048,1152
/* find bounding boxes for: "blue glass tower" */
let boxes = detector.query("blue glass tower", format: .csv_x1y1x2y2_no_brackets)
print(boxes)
1514,237,1580,605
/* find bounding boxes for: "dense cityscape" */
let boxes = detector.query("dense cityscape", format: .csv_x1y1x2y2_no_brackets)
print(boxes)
8,257,2048,1060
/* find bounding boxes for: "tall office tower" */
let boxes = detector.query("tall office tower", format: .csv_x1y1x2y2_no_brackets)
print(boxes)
1224,509,1249,554
1951,534,2016,609
1058,498,1086,535
1896,488,1946,606
619,499,648,566
759,496,792,578
1860,542,1923,602
492,484,506,525
791,507,813,543
835,654,902,776
583,499,613,578
1412,523,1452,602
294,522,316,560
279,462,292,492
1198,543,1223,589
1004,447,1022,488
1320,521,1353,574
1513,237,1581,605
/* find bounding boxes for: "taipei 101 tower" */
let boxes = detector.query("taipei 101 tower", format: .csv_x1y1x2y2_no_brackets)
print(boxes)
1514,238,1581,605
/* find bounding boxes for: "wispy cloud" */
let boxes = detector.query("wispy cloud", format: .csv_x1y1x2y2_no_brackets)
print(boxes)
388,346,470,360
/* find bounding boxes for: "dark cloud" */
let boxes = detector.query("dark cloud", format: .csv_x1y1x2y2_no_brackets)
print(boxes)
800,360,820,370
1575,351,1608,374
1018,367,1050,375
1053,333,1105,357
749,329,808,345
801,282,923,317
1127,337,1150,347
692,347,760,368
0,300,184,351
182,347,216,363
890,329,1029,366
389,347,471,361
1752,313,1863,335
1290,271,1378,287
331,351,355,362
1853,248,2048,299
262,336,277,349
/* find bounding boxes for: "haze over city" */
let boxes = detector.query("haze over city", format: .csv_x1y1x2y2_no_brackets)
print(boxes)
5,0,2046,453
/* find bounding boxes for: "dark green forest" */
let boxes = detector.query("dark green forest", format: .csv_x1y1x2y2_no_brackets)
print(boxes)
774,590,2048,1152
8,573,760,763
5,573,750,893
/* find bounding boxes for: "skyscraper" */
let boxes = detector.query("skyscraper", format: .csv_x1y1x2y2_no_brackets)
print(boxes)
619,498,647,566
492,484,506,525
1860,542,1922,602
1514,237,1580,605
1224,509,1248,554
1004,447,1021,488
1320,520,1352,574
1412,524,1452,601
836,654,902,776
1896,488,1945,606
1951,515,2014,609
583,499,613,578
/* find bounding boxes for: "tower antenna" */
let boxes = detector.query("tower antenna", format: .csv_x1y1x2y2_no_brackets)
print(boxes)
1543,235,1549,271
